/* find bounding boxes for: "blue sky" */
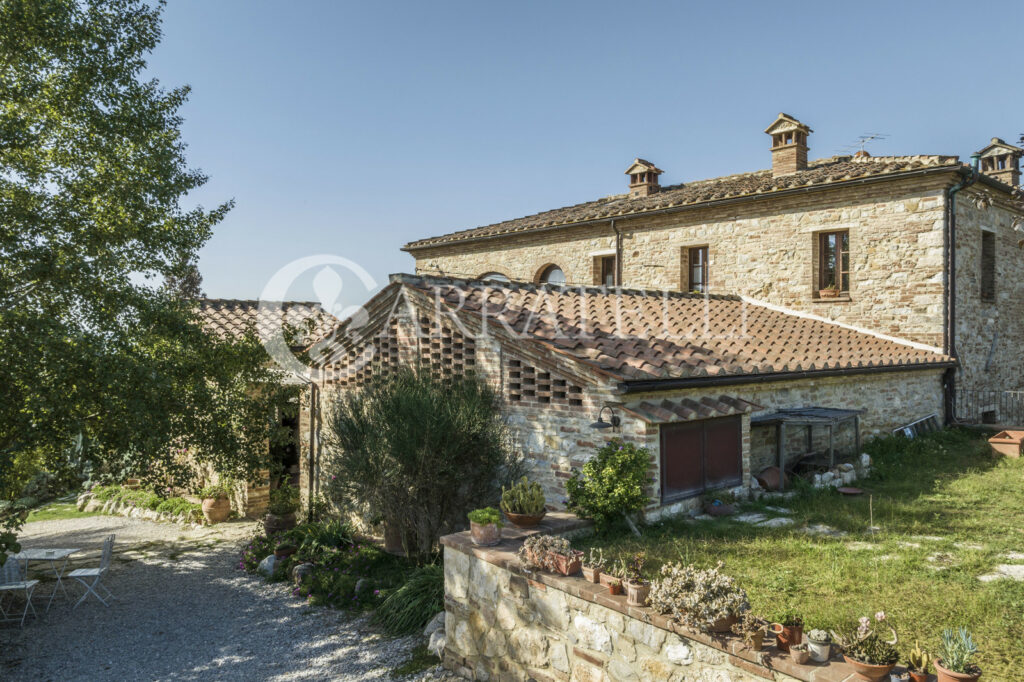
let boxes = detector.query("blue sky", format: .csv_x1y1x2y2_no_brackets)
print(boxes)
149,0,1024,306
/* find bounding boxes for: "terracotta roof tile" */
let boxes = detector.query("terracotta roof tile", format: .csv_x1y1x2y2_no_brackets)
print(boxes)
403,155,962,249
393,275,952,384
197,299,338,346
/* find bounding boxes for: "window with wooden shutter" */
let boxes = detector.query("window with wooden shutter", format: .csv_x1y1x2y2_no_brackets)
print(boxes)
660,416,742,503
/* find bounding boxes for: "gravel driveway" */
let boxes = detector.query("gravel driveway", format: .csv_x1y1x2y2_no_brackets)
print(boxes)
0,515,452,681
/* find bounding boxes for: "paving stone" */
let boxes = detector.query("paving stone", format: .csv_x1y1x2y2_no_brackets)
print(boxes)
1001,551,1024,561
845,541,880,551
955,542,985,551
800,523,848,538
763,506,792,515
910,534,945,542
693,514,714,521
733,513,767,524
978,564,1024,582
756,517,795,528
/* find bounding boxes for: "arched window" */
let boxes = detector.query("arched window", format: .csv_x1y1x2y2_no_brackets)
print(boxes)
538,264,566,286
479,272,510,283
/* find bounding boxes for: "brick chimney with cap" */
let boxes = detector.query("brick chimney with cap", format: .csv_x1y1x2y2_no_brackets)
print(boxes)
764,113,812,176
976,137,1022,187
624,158,664,198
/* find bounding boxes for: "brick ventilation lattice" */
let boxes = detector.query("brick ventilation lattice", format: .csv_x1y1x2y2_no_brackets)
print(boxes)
507,359,582,406
418,316,476,377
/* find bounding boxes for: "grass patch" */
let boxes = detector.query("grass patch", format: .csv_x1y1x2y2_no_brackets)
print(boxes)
578,428,1024,679
390,644,440,678
26,502,98,523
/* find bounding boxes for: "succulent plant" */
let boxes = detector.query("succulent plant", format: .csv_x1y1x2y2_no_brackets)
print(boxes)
501,477,546,515
937,627,980,675
583,547,606,570
649,561,749,632
467,507,502,527
808,629,831,644
906,640,929,673
518,534,573,571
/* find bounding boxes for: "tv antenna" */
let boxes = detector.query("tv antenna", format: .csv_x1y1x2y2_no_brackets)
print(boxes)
841,133,888,155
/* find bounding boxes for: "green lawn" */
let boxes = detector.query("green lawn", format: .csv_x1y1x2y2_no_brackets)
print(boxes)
26,501,98,523
578,428,1024,679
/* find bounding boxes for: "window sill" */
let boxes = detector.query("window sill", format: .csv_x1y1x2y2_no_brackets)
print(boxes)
811,296,851,303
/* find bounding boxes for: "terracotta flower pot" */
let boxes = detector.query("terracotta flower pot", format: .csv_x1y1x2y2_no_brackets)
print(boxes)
909,672,929,682
842,656,895,682
746,631,765,651
469,521,501,546
790,646,810,665
708,614,739,633
625,581,650,606
550,550,583,576
582,566,602,583
264,511,296,536
819,288,840,299
503,509,546,528
704,502,736,517
770,623,802,652
274,544,297,559
201,497,230,524
934,659,982,682
600,573,623,595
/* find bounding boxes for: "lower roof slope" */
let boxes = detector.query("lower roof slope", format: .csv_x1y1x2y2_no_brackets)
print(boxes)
317,274,953,387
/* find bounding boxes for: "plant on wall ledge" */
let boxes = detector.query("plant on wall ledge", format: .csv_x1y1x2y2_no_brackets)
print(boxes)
649,561,749,633
566,439,651,531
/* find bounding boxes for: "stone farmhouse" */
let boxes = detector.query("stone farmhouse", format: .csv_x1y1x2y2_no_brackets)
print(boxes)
218,114,1024,519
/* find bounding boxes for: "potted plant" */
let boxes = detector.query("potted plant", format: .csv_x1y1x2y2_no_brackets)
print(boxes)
934,627,981,682
600,559,624,595
819,281,840,299
649,561,749,633
790,642,811,665
265,483,299,535
467,507,502,546
806,628,832,663
500,477,547,528
702,490,736,517
731,612,771,652
582,547,605,583
831,612,899,682
198,483,231,524
517,534,582,576
623,552,650,607
904,640,930,682
770,614,804,653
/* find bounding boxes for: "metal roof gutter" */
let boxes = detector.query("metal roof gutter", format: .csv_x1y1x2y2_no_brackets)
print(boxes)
614,360,958,395
403,165,965,252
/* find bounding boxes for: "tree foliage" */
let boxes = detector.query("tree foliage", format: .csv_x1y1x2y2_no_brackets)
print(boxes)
566,439,652,529
325,369,523,556
0,0,293,559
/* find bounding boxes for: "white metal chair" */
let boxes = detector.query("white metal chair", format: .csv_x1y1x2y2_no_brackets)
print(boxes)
0,557,38,626
68,534,115,608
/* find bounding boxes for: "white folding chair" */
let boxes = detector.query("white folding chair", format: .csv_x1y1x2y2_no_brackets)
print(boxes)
0,557,38,627
69,534,115,608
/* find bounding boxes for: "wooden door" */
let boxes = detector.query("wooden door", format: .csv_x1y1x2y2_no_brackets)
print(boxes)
660,416,742,503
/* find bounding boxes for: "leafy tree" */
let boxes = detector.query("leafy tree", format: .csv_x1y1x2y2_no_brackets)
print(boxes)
0,0,292,562
163,261,205,299
566,439,652,530
325,369,523,556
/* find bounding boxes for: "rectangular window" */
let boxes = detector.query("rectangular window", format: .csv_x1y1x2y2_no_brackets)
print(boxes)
981,231,995,301
596,255,616,287
660,416,742,503
687,246,709,293
818,231,849,293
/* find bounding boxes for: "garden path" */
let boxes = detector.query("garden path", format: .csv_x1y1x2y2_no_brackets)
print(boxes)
0,515,451,681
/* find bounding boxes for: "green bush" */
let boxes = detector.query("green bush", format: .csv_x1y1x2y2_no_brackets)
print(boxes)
269,483,300,515
90,485,121,501
155,497,202,521
197,483,230,500
373,564,444,636
566,439,651,529
325,368,524,556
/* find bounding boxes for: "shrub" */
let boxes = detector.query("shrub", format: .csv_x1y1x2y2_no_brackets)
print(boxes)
325,369,523,556
501,477,546,515
518,534,575,571
649,562,749,632
467,507,502,526
269,483,300,516
91,485,121,501
566,439,651,529
155,497,202,521
373,564,444,636
239,533,276,572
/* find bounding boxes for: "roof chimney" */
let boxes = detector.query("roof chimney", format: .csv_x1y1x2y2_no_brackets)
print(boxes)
624,158,663,198
976,137,1022,187
764,113,812,176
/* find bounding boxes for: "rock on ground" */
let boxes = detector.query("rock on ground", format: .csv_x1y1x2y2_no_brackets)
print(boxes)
0,515,450,681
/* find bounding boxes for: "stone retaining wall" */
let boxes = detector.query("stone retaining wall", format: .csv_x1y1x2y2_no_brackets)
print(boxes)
76,492,203,528
441,520,905,682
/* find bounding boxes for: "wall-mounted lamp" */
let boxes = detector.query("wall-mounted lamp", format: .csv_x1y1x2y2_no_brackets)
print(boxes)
590,405,621,430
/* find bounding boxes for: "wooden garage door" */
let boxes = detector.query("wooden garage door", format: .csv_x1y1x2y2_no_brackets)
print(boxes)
660,416,742,503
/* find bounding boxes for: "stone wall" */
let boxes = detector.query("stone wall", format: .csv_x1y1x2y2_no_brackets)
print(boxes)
441,526,879,682
954,191,1024,397
411,177,952,347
